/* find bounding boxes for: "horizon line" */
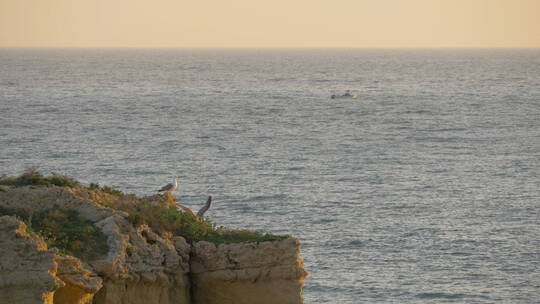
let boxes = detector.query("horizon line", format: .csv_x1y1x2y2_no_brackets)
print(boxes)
1,46,539,50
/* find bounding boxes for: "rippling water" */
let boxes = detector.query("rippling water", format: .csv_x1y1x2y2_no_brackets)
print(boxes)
1,48,539,303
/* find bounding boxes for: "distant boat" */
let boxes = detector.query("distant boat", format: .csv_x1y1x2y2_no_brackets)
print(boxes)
331,90,358,99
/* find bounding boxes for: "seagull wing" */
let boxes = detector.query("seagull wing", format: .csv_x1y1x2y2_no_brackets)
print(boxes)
158,183,174,192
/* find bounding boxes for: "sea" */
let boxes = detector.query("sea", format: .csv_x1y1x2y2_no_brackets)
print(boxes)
1,48,539,303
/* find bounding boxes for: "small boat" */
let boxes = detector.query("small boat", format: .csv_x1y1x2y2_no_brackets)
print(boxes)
331,90,358,99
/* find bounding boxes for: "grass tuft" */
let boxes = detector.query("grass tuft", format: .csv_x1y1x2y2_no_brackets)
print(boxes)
0,168,80,188
87,182,124,196
0,206,108,260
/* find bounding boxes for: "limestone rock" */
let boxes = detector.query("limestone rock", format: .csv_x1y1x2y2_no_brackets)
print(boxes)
90,215,191,304
0,186,307,304
0,186,116,222
0,187,192,304
191,237,308,304
53,255,103,304
0,216,61,304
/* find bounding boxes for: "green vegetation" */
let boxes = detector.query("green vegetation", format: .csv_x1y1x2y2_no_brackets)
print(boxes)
0,168,80,188
1,170,287,245
31,209,109,260
88,182,124,196
105,198,286,244
0,169,123,195
0,207,108,260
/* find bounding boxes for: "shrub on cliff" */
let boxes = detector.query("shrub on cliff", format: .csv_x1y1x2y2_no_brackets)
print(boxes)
30,209,109,260
1,171,287,245
88,182,124,196
100,196,286,244
0,207,108,260
0,168,80,188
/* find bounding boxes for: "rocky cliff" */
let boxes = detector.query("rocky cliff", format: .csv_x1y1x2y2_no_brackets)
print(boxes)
191,238,307,304
0,185,307,304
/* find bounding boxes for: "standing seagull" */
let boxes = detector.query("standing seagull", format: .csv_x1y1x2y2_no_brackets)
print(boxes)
158,177,178,193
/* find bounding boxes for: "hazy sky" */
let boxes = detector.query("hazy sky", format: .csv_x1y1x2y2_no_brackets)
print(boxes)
1,0,539,48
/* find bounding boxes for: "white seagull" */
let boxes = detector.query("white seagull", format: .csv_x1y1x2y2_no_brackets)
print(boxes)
158,177,178,193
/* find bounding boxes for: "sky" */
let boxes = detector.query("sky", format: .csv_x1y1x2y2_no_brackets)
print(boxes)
0,0,539,48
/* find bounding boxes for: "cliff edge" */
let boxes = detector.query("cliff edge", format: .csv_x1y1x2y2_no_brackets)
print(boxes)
191,238,307,304
0,174,307,304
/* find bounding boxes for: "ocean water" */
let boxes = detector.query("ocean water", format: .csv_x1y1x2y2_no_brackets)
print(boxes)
1,48,539,303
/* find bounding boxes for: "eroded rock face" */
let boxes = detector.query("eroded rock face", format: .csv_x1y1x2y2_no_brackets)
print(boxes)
0,215,105,304
0,187,307,304
0,216,60,304
0,187,192,304
54,255,103,304
0,187,116,222
191,238,308,304
91,217,191,304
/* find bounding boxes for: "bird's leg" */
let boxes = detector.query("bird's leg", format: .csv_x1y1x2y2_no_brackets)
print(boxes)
166,191,175,207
